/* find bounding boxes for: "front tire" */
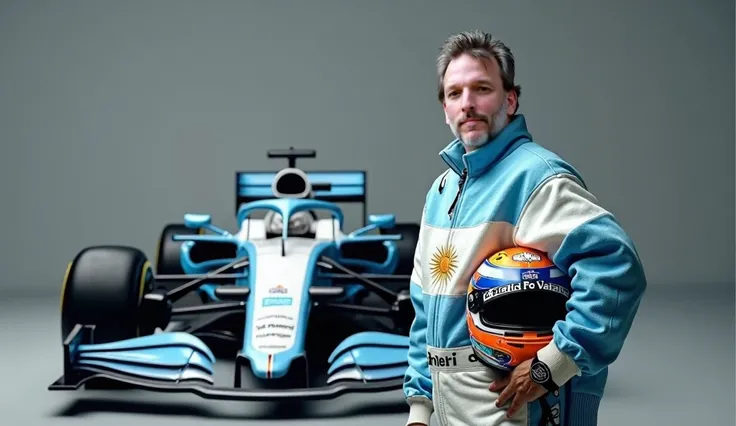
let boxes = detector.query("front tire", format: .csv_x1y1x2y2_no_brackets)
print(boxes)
60,245,154,344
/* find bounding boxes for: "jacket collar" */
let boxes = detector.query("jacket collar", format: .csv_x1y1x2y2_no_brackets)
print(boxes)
439,114,532,178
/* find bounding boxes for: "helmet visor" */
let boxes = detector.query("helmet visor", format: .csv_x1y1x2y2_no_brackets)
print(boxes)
473,280,570,331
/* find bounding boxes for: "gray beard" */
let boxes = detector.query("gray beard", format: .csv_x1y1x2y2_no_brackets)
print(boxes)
452,101,509,150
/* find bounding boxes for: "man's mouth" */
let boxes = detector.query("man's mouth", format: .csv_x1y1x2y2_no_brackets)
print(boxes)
461,118,486,126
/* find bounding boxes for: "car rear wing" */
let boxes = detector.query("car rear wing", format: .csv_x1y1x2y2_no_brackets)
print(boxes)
235,170,367,221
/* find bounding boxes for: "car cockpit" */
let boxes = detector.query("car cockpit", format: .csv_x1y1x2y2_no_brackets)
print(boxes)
263,209,318,239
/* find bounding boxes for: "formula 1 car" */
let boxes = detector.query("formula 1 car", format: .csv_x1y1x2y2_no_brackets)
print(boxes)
49,148,420,402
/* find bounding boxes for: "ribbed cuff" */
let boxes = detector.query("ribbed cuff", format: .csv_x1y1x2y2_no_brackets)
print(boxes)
406,397,433,426
537,340,580,387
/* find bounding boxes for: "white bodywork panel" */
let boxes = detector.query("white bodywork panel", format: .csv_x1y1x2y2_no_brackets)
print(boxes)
235,218,344,355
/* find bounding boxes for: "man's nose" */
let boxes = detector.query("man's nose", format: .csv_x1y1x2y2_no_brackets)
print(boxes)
460,90,476,111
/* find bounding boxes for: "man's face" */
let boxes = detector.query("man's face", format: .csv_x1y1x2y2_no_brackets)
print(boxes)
442,53,517,150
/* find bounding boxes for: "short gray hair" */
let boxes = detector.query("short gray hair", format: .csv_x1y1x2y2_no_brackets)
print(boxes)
436,30,521,108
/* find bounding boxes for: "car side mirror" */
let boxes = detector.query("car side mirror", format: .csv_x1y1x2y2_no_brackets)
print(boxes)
184,213,211,229
368,214,395,229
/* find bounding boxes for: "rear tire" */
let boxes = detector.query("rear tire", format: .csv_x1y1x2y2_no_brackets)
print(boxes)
60,245,154,344
381,222,420,276
155,223,201,276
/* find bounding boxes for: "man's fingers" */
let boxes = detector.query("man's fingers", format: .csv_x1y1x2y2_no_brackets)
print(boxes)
489,374,511,392
506,392,526,418
494,380,515,407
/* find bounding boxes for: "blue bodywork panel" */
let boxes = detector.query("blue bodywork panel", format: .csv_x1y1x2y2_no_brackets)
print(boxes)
325,331,410,384
236,171,366,205
236,198,345,238
70,332,216,384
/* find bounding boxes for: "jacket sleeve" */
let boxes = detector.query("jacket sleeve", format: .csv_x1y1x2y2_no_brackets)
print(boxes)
403,209,433,425
513,173,647,388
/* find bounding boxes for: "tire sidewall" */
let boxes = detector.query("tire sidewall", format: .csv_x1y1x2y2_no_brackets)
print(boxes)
61,246,152,343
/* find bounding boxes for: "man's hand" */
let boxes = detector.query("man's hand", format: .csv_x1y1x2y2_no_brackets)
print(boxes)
489,358,548,418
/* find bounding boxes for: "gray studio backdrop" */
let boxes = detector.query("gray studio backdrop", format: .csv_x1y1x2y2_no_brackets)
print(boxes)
1,0,733,298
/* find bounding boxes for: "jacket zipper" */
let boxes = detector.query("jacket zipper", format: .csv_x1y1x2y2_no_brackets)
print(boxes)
447,168,467,219
431,167,468,351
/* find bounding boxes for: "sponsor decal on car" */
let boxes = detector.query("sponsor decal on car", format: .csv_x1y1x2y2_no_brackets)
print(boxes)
269,284,288,294
262,296,292,307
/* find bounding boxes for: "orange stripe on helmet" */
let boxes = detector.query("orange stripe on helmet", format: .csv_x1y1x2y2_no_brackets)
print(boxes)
466,313,554,368
487,247,554,268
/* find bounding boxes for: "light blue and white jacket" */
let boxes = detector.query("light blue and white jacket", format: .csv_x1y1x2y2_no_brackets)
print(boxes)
403,115,647,426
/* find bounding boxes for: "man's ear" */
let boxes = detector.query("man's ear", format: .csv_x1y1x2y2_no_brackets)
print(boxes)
443,103,451,125
506,90,518,115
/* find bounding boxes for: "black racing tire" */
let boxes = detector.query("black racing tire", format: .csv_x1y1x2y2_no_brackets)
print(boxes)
60,245,154,344
155,223,202,275
381,222,420,276
338,222,420,278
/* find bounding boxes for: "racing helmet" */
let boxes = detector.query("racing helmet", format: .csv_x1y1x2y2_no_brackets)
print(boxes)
465,247,572,371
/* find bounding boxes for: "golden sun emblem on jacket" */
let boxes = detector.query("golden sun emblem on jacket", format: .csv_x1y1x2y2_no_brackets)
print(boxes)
429,243,458,286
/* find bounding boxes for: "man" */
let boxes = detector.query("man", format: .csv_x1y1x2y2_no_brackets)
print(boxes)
403,30,647,426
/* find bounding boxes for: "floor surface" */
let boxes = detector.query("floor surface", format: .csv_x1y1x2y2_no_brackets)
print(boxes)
2,283,733,426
